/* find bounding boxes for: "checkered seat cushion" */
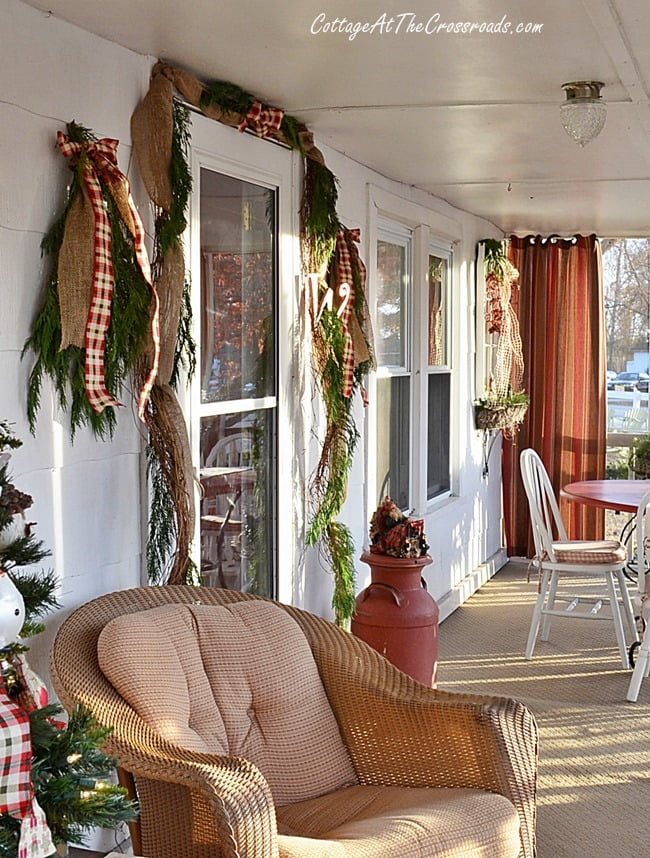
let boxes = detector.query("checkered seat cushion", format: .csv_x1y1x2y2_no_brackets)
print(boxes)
552,539,627,565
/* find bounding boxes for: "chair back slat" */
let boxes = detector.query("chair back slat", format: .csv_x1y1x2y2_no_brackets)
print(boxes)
635,489,650,598
520,448,568,560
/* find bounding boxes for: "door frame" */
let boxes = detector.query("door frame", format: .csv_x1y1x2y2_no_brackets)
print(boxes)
188,113,301,603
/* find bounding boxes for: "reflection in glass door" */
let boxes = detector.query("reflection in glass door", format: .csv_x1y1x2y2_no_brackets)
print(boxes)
198,168,276,596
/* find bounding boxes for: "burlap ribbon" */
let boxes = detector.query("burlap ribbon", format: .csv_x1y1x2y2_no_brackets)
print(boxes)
484,264,524,396
56,132,160,419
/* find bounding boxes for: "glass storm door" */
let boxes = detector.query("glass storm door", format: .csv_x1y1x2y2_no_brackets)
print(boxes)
198,167,277,596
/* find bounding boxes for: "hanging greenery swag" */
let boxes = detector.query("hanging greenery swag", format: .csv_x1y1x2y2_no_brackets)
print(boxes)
136,64,374,621
24,116,197,585
24,63,374,619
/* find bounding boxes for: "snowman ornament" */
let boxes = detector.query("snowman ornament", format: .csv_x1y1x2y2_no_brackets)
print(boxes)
0,568,25,648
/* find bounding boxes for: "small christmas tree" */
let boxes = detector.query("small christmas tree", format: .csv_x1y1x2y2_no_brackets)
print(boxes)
0,422,137,857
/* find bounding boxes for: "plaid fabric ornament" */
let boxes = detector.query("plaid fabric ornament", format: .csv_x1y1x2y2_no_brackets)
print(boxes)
238,100,284,137
0,677,55,858
56,131,160,420
0,682,32,819
18,798,55,858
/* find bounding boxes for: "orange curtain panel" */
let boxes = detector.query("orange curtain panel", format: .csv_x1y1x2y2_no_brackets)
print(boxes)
503,234,607,557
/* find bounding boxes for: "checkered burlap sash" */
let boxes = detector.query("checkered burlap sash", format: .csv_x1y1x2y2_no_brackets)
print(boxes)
333,228,368,399
238,100,284,137
56,132,160,420
0,681,55,858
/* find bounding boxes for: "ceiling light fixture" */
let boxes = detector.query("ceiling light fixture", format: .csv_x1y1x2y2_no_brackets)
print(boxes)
560,81,606,147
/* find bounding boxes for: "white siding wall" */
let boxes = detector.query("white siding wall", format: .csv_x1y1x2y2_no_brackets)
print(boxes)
300,146,506,619
1,1,153,688
2,0,506,683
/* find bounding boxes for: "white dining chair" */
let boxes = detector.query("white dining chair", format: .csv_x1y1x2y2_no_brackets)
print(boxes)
626,489,650,701
520,448,637,667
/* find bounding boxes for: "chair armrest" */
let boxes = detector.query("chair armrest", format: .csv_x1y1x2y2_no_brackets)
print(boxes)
287,608,538,858
106,725,279,858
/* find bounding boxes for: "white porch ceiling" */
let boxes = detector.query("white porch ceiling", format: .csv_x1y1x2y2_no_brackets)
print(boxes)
22,0,650,236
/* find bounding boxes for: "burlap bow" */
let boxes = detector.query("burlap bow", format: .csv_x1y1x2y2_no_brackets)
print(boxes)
56,132,160,419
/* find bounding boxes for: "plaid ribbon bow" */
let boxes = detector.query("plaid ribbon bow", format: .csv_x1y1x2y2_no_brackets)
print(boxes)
334,228,364,398
0,681,55,858
56,132,160,420
238,100,284,138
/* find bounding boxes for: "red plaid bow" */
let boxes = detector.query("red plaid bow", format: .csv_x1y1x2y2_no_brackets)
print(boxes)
56,132,160,420
335,228,364,398
238,100,284,138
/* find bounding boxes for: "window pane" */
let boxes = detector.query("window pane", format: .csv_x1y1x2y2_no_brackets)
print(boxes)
200,169,275,404
376,240,407,367
200,410,275,596
427,374,450,499
428,255,447,367
376,377,410,509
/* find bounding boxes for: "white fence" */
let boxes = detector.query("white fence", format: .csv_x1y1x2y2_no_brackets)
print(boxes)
607,390,649,434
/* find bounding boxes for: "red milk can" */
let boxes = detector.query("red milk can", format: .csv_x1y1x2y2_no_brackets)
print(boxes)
351,551,439,686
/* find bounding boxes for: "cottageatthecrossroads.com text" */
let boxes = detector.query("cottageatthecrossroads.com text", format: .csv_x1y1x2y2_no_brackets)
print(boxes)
310,12,544,40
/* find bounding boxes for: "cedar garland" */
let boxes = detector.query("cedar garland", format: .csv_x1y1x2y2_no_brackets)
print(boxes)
137,63,374,622
24,122,153,439
132,95,197,584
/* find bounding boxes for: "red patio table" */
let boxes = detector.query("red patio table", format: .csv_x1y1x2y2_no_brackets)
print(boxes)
561,479,650,514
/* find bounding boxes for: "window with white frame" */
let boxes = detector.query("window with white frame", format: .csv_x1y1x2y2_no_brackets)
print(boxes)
375,218,452,512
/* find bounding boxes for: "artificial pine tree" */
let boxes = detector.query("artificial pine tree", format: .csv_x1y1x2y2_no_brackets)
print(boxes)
0,421,137,857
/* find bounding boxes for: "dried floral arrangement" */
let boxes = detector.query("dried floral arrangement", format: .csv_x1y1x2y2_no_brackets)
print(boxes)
369,497,429,559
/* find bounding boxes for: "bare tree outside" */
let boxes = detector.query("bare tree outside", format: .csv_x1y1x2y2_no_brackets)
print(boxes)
603,238,650,487
604,238,650,374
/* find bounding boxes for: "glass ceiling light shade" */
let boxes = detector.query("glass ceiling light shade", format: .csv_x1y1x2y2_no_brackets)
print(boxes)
560,81,606,147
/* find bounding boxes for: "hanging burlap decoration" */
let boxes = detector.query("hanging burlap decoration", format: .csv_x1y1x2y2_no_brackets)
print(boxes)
156,238,186,385
153,61,329,165
57,186,95,350
131,71,174,211
489,274,524,397
107,175,137,237
145,381,196,585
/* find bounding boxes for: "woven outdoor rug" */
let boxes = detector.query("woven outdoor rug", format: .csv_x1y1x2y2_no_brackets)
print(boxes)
437,562,650,858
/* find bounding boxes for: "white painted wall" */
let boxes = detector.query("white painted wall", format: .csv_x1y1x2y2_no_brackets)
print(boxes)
300,146,506,619
1,0,153,686
2,0,506,691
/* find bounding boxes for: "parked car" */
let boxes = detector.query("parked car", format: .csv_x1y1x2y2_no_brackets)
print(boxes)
608,371,650,392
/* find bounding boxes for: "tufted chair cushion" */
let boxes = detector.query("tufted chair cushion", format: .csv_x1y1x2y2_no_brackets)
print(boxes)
97,601,358,805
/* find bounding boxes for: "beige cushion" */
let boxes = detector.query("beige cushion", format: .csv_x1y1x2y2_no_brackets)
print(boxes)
276,784,521,858
98,601,357,805
552,539,627,564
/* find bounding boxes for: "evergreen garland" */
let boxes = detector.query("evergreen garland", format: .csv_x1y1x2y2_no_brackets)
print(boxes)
24,121,153,440
186,72,374,622
157,100,193,257
144,99,197,585
201,79,255,116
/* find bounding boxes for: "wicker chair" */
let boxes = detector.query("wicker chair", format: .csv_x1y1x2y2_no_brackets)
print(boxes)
50,586,538,858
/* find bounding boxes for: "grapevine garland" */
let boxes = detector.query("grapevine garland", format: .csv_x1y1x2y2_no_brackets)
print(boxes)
142,63,374,622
